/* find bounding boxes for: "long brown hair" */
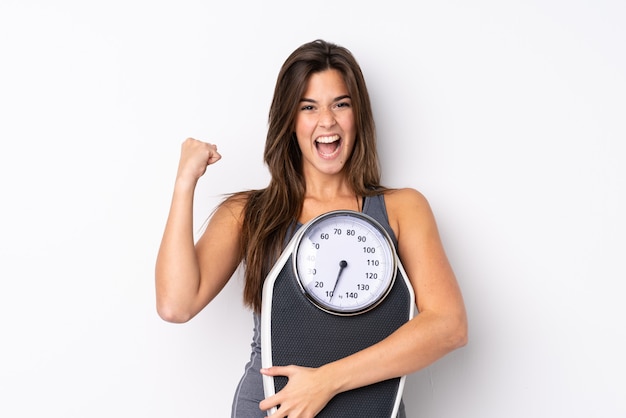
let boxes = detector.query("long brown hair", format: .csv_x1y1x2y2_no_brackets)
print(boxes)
235,39,386,312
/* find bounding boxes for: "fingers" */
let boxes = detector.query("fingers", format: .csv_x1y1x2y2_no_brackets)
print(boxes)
260,366,291,377
177,137,222,182
206,143,222,164
260,366,327,417
182,137,221,163
259,367,289,414
259,391,280,415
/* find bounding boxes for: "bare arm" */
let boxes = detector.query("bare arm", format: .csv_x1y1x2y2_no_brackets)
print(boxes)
260,188,468,417
325,188,467,384
155,138,243,323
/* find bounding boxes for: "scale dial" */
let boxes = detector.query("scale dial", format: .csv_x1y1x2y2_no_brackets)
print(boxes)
293,210,397,315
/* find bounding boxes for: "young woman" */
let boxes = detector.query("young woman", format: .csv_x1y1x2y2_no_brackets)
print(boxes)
155,39,467,418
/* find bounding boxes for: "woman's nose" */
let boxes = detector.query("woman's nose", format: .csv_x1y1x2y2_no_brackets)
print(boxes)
318,108,337,128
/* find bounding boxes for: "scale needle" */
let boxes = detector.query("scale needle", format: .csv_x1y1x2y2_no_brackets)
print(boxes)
330,260,348,301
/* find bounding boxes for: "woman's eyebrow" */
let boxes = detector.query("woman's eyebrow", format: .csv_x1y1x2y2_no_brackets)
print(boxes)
299,95,352,103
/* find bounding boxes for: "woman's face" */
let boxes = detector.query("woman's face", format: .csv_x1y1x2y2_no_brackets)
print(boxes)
294,69,356,178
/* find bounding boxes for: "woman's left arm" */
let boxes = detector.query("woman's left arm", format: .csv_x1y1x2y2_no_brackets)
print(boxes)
260,188,468,417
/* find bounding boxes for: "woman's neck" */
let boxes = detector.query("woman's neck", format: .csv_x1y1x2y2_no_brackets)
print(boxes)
299,187,360,224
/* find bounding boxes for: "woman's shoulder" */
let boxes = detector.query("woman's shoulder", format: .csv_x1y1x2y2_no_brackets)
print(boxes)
217,188,273,223
383,187,434,231
215,190,252,224
383,187,429,208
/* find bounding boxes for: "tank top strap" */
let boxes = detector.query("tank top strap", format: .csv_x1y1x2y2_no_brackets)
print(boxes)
362,193,398,250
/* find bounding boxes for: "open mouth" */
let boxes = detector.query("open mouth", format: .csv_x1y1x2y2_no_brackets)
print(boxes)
315,135,341,157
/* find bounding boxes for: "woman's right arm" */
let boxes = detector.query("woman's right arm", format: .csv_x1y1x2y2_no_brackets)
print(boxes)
155,138,244,323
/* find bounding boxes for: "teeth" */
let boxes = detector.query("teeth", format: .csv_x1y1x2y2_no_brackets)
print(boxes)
316,135,340,144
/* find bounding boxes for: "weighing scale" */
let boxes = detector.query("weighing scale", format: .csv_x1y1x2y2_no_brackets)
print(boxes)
261,210,416,417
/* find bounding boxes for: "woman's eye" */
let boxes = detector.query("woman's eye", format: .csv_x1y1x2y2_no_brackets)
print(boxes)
336,101,351,108
300,105,314,111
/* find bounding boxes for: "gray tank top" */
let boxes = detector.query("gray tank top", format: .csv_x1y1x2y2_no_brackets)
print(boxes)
231,194,406,417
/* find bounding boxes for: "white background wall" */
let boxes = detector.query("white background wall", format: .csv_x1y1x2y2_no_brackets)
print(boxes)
1,1,624,417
